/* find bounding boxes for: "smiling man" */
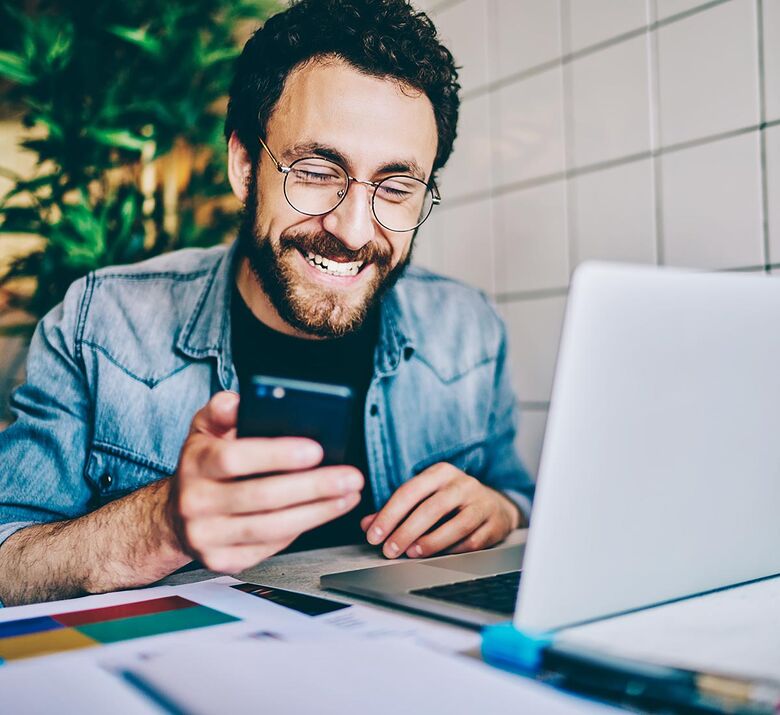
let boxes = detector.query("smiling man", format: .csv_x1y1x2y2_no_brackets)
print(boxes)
0,0,534,606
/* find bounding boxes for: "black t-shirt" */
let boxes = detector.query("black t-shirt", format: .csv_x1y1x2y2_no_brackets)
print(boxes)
230,286,379,552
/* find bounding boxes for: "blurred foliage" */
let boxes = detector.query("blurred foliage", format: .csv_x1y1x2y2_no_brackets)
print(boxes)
0,0,279,332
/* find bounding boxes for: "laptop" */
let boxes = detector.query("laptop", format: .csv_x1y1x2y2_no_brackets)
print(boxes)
321,262,780,631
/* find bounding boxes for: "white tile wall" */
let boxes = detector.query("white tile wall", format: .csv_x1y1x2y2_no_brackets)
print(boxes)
657,0,760,146
570,159,657,266
566,0,649,52
568,34,653,167
764,0,780,122
435,199,495,294
493,182,569,293
766,125,780,263
489,0,562,80
501,296,567,403
515,408,548,477
434,0,490,93
661,132,764,269
655,0,716,21
492,67,566,186
438,93,491,201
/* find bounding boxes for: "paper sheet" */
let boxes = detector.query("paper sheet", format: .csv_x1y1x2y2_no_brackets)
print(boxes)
0,659,161,714
558,575,780,680
127,638,623,715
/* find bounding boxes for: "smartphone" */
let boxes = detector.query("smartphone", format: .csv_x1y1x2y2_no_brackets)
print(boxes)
237,375,355,466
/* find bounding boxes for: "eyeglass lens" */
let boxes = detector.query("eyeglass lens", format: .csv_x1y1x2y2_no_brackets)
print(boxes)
283,157,434,232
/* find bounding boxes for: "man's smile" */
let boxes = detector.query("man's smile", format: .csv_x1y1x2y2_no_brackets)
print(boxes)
293,246,374,287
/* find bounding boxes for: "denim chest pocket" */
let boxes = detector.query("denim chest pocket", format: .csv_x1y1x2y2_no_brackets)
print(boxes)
85,445,172,508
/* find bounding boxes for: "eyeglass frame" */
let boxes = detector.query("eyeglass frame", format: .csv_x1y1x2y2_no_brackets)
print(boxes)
257,137,441,233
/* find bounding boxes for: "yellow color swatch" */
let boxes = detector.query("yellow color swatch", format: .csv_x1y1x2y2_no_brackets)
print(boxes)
0,628,97,661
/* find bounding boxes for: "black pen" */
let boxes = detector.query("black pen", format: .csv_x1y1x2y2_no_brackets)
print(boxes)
539,642,780,714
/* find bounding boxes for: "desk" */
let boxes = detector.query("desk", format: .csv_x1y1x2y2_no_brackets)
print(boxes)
160,528,529,652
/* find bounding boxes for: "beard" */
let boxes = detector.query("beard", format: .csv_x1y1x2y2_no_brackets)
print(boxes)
237,168,414,338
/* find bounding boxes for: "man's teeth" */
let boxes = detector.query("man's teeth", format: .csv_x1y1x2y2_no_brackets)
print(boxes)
305,251,364,277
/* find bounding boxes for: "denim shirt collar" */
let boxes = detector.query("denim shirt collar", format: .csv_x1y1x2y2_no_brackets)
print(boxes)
173,239,416,389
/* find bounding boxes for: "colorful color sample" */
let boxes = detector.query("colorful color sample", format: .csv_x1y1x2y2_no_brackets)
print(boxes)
0,595,239,663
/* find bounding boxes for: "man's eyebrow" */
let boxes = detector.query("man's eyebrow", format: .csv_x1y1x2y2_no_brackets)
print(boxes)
283,142,428,181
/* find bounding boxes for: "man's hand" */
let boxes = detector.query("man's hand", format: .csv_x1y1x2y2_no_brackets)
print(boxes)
360,463,521,559
169,391,364,574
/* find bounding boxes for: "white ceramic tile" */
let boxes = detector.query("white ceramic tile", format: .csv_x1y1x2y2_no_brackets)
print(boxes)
501,295,567,403
568,34,653,167
657,0,760,147
435,199,495,293
567,0,649,52
571,158,657,266
438,94,491,201
766,125,780,264
434,0,489,93
411,207,442,272
515,408,548,479
493,67,566,186
490,0,562,81
765,0,780,122
412,0,445,13
494,182,569,293
655,0,713,21
661,131,764,269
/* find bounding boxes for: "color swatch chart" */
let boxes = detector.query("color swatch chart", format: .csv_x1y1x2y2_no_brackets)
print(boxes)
0,595,239,664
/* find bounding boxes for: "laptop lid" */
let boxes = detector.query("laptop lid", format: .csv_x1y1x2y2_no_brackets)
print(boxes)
515,262,780,632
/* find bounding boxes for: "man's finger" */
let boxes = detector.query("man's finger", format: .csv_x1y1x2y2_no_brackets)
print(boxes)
380,487,472,559
406,507,487,558
446,519,503,555
360,513,376,532
189,391,240,438
365,465,453,546
187,436,323,481
187,492,361,547
216,467,363,515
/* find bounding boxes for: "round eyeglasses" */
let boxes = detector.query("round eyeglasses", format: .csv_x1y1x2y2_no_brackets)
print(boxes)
258,138,441,233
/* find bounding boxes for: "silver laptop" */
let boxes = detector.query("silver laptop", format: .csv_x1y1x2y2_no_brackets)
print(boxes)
321,262,780,631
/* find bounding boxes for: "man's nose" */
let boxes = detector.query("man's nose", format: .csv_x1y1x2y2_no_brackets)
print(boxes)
321,181,376,252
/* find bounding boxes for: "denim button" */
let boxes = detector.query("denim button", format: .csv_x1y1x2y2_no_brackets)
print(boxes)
99,473,113,490
369,404,379,416
403,346,413,361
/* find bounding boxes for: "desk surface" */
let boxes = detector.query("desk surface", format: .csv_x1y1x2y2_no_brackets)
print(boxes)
160,528,528,641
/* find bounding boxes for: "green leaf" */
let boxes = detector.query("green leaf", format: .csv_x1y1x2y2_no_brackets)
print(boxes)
86,128,150,152
0,50,34,85
106,25,162,57
202,47,240,66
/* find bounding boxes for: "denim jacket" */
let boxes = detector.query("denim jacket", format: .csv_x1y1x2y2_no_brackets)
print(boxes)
0,241,534,555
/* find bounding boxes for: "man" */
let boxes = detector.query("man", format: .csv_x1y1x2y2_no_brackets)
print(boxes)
0,0,534,606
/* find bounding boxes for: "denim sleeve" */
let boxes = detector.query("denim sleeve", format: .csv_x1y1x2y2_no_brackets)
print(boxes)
481,313,535,523
0,276,93,551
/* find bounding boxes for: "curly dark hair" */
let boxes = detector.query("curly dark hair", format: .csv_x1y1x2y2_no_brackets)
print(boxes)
224,0,460,176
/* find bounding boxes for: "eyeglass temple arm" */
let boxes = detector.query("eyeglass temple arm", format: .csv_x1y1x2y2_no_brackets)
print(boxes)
258,137,291,174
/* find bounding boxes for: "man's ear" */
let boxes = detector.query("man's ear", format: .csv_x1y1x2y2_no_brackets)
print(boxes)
227,132,252,204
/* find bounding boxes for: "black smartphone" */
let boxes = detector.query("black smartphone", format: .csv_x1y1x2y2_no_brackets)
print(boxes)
237,375,355,466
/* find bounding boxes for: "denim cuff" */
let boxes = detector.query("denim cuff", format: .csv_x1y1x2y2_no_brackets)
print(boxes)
501,489,533,527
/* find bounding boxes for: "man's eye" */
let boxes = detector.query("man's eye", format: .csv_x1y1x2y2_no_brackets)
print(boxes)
294,169,340,183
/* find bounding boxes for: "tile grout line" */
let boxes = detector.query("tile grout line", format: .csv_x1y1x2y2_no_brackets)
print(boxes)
756,0,772,270
560,0,578,278
649,0,666,265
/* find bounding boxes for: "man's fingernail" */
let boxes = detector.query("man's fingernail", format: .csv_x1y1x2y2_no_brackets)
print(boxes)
368,526,383,545
413,544,423,557
299,442,322,461
342,472,362,490
386,541,399,557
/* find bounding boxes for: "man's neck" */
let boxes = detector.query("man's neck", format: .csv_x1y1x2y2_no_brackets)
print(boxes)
235,257,325,341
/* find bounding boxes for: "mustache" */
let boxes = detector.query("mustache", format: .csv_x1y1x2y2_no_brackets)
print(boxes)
279,231,391,265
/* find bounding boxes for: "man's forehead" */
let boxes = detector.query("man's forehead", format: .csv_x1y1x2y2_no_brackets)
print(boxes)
266,57,438,177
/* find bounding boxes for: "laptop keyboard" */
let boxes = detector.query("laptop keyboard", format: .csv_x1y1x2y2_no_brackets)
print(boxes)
410,570,521,615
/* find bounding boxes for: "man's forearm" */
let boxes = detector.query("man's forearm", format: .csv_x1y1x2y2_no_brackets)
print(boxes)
0,478,190,606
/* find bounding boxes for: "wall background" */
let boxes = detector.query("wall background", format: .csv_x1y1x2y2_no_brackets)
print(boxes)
412,0,780,477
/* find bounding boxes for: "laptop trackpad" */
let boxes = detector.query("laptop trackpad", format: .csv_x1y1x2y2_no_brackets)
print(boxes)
424,544,524,576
